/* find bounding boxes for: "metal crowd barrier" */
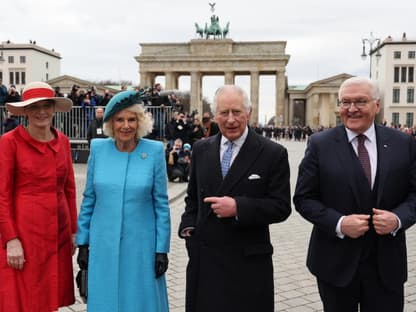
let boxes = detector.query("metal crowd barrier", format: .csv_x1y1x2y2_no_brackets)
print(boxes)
0,105,173,144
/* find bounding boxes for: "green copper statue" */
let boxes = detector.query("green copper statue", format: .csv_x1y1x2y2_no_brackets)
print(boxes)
194,3,230,39
195,23,204,38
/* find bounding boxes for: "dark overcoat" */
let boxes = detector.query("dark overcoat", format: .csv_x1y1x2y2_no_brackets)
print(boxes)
179,129,291,312
294,124,416,289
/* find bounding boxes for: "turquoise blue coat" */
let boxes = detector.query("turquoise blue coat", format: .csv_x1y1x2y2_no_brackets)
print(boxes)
76,138,170,312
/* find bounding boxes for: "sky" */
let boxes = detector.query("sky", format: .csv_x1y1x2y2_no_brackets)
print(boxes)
1,0,415,123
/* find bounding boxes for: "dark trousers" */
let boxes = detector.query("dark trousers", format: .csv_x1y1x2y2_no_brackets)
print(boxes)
317,257,404,312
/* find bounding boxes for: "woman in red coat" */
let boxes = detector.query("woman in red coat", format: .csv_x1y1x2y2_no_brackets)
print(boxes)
0,82,77,311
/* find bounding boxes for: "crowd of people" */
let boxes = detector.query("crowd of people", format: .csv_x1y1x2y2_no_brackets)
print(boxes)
1,79,22,133
2,78,416,311
4,79,416,141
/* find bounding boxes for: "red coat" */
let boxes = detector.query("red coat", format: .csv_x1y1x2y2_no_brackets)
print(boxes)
0,125,77,312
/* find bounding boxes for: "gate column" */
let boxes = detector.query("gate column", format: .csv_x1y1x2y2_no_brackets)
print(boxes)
190,71,202,114
250,71,259,124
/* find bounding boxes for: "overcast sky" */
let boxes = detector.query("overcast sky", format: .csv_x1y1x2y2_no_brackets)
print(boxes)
2,0,415,122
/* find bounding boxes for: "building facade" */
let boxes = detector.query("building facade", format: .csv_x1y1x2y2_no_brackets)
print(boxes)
0,41,61,91
287,74,353,128
47,75,119,96
372,34,416,127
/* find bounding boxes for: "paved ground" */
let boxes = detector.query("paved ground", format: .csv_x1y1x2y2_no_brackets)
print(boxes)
60,140,416,311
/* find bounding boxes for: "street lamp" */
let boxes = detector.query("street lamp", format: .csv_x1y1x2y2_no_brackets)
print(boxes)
361,32,382,78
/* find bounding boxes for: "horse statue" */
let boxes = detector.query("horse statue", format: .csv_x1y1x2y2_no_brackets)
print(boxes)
204,15,222,39
222,21,230,39
194,22,204,38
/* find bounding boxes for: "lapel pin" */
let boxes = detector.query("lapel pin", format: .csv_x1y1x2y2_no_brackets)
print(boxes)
141,153,147,159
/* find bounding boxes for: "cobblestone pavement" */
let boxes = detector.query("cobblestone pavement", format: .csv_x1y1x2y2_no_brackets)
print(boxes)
60,140,416,311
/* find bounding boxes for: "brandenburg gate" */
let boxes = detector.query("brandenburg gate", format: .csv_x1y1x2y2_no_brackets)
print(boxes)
136,40,289,123
135,5,290,123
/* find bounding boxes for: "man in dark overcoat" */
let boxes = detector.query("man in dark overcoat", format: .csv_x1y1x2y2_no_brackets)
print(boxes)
294,77,416,311
179,85,291,312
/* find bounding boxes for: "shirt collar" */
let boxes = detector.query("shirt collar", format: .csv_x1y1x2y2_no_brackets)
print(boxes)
220,126,249,147
345,123,376,143
16,125,60,154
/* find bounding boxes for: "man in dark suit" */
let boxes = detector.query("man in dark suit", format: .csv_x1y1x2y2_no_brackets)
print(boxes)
294,76,416,312
178,85,291,312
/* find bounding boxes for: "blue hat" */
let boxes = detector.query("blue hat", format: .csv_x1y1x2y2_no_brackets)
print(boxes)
183,143,191,150
103,90,143,121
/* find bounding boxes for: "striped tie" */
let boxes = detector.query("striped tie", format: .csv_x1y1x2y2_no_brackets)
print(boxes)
357,134,371,186
221,141,233,177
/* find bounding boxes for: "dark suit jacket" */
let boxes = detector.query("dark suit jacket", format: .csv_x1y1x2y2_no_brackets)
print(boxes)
179,129,291,312
294,124,416,290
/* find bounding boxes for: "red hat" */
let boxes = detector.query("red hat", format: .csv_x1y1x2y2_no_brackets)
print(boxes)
6,81,72,116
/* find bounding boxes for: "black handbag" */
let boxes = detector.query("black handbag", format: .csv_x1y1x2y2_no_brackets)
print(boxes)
76,269,88,303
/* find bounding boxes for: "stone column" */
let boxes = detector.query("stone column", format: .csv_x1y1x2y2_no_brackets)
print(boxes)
275,70,286,126
172,73,179,90
190,71,202,114
312,93,320,127
328,93,337,126
250,71,259,124
139,72,152,88
224,72,235,85
165,72,176,90
288,97,294,126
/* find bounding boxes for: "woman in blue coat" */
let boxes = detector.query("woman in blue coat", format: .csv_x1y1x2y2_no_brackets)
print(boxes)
76,90,171,312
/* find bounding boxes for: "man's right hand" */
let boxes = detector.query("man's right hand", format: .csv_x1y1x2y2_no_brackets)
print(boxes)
341,214,371,238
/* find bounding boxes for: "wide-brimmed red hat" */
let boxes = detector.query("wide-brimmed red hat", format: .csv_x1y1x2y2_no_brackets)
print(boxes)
6,81,72,116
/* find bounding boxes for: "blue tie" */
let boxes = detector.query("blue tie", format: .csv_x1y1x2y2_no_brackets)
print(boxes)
221,141,233,177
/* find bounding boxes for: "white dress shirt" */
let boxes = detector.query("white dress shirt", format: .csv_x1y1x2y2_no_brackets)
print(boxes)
220,126,248,167
345,124,377,189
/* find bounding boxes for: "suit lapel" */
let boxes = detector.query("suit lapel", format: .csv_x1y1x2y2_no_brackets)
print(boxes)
202,134,223,190
217,130,262,195
333,126,361,208
375,125,391,205
197,135,223,221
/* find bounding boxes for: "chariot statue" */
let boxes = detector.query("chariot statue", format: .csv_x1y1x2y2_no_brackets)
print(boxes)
194,3,230,40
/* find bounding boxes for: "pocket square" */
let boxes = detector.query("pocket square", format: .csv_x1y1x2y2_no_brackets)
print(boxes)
248,174,261,180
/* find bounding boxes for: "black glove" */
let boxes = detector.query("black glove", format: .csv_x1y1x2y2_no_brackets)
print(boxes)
155,253,168,278
77,245,89,270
